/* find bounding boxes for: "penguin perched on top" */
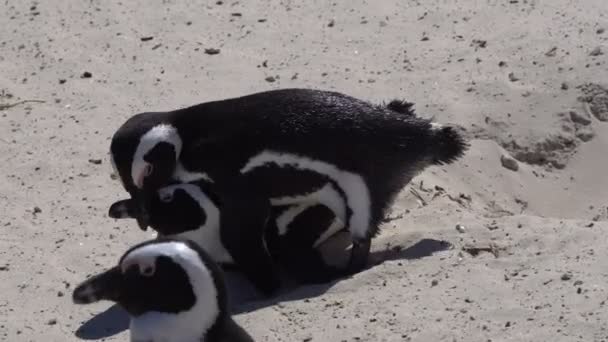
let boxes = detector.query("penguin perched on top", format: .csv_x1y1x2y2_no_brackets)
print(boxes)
109,88,468,295
108,177,349,284
72,238,254,342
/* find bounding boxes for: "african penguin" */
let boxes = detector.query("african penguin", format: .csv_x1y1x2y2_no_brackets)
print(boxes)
109,178,350,284
72,238,254,342
109,88,468,295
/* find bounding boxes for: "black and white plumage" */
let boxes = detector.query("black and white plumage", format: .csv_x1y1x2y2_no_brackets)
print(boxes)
109,178,349,284
109,88,468,295
72,238,254,342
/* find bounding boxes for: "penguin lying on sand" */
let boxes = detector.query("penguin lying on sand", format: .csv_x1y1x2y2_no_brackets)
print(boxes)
109,177,349,284
109,88,468,295
72,238,254,342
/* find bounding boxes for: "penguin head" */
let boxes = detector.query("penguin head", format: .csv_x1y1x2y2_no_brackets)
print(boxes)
72,238,228,341
108,181,220,237
111,116,183,230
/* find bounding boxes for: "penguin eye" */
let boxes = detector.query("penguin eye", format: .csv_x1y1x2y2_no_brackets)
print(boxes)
141,265,155,277
160,191,174,203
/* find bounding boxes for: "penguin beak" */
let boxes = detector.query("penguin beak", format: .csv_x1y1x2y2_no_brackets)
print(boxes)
109,197,149,231
108,199,137,219
72,266,124,304
134,191,152,231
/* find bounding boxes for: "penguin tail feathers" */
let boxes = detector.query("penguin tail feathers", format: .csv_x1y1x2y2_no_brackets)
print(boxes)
430,124,468,165
385,99,416,117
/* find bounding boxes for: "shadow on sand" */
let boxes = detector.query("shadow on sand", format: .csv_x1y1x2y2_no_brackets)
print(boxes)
74,237,451,340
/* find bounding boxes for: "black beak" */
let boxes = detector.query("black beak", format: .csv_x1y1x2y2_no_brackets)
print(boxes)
72,266,124,304
134,190,152,231
108,199,136,219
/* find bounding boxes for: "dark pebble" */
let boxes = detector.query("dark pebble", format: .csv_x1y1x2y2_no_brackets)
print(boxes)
81,72,92,78
204,48,220,55
140,36,154,42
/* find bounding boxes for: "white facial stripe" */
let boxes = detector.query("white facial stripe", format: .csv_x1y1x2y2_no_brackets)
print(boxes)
157,184,231,264
275,204,310,236
243,152,369,239
173,163,214,183
131,124,182,189
124,241,220,342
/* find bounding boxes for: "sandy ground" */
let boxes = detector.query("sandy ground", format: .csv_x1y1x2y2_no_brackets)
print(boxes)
1,0,608,341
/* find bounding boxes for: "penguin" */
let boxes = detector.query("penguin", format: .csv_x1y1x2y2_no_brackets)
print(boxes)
108,177,350,284
109,88,468,295
72,237,254,342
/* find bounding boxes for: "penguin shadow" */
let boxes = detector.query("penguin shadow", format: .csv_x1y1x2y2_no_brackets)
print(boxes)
73,236,452,339
231,235,452,315
74,303,130,340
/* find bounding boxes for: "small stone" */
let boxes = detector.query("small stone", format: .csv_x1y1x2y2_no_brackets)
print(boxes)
561,82,569,90
573,280,583,286
597,28,605,34
265,76,276,83
431,279,439,287
327,19,335,27
421,36,429,41
545,46,557,57
508,72,519,82
57,291,64,297
47,319,57,325
455,224,466,233
589,46,603,56
204,48,220,55
577,287,582,294
561,273,572,281
140,36,154,42
498,61,507,67
58,79,66,84
33,206,42,214
569,111,591,125
81,71,92,78
88,159,102,165
575,126,595,142
500,155,519,171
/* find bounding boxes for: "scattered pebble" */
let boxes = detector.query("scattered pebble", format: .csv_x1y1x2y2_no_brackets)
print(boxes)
327,19,335,27
33,206,42,214
589,46,603,56
569,110,591,125
204,48,221,55
47,319,57,325
431,279,439,287
561,82,569,90
508,72,519,82
561,273,572,281
58,79,66,84
545,46,557,57
80,72,92,79
500,155,519,171
498,61,507,67
265,76,276,83
598,28,605,34
455,224,466,233
88,159,102,165
140,36,154,42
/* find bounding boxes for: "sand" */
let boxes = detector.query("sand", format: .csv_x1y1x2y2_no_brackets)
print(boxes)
1,0,607,341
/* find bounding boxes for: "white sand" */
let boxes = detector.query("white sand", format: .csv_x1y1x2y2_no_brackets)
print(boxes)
1,0,607,341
